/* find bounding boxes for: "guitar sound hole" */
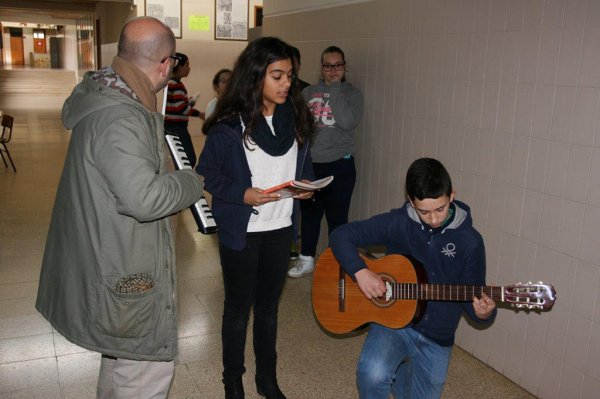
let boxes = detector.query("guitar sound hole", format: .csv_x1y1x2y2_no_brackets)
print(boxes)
371,273,396,308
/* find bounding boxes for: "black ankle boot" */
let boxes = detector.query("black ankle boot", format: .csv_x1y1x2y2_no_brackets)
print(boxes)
255,376,286,399
223,377,244,399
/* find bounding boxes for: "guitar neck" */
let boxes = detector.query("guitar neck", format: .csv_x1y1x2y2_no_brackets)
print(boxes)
391,283,505,303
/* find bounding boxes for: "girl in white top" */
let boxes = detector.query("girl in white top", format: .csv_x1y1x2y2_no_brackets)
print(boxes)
205,68,231,119
196,37,315,399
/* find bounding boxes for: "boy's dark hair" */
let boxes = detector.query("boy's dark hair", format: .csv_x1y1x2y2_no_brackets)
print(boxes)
405,158,453,201
172,52,188,73
202,37,314,147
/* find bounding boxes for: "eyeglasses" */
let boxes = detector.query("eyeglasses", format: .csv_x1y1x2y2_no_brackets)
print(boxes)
161,55,179,67
322,62,345,72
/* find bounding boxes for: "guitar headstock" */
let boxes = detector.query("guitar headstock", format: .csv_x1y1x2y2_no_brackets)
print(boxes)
505,282,556,310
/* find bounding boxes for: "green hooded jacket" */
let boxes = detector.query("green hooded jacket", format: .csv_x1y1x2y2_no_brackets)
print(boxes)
35,68,203,361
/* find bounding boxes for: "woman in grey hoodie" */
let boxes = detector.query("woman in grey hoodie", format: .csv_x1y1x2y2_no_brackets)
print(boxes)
288,45,364,278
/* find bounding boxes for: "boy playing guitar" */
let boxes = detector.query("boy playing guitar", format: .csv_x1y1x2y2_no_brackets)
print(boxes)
329,158,496,399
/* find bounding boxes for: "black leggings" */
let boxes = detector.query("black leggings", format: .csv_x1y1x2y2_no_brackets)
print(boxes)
300,156,356,257
218,226,293,380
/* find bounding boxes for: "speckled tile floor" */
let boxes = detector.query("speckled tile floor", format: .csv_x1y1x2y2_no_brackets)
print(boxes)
0,106,535,398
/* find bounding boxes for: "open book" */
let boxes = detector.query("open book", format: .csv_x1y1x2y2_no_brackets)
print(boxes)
263,176,334,198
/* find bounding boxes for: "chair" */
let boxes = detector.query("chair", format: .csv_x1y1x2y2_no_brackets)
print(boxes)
0,114,16,172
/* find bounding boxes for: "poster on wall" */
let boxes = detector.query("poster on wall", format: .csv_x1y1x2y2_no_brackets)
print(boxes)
146,0,182,38
215,0,248,41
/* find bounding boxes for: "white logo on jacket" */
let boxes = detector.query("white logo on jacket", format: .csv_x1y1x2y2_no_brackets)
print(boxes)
441,243,456,257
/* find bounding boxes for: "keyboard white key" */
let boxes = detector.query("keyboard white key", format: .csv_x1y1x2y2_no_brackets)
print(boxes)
165,134,217,234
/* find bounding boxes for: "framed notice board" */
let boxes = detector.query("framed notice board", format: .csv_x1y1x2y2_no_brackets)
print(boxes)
146,0,182,38
215,0,248,41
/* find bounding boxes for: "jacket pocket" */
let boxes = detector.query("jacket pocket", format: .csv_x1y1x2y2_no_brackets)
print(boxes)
95,274,158,338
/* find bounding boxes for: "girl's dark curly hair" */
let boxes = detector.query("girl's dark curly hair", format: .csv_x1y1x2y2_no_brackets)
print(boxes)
202,37,314,147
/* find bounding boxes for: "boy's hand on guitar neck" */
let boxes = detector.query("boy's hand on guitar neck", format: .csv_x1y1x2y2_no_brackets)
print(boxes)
472,293,496,320
355,268,387,300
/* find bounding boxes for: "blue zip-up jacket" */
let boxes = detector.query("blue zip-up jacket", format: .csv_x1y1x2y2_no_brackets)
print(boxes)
196,118,314,250
329,200,496,346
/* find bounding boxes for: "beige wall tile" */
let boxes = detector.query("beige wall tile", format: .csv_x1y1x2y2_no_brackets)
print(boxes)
563,0,587,29
542,0,565,30
580,205,600,266
521,189,543,242
531,85,555,139
572,87,599,146
565,144,592,203
502,184,524,237
586,149,600,207
557,28,584,86
550,86,576,143
497,82,517,132
481,80,500,130
559,363,585,398
544,141,570,196
507,134,529,187
515,238,537,281
514,83,535,135
585,322,600,380
579,29,600,87
538,193,562,248
519,30,541,83
557,199,585,258
502,31,522,83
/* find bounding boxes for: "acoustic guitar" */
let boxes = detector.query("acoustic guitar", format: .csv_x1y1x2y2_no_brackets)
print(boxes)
312,248,556,334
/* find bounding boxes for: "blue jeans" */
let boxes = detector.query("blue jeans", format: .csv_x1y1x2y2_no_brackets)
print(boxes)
356,325,452,399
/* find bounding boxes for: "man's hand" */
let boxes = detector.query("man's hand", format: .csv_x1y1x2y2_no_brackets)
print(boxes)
472,293,496,319
355,268,386,300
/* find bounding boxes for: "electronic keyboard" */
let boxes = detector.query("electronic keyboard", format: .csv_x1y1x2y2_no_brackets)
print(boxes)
165,134,217,234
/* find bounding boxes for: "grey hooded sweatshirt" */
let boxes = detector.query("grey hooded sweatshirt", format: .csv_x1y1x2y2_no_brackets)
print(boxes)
302,79,364,163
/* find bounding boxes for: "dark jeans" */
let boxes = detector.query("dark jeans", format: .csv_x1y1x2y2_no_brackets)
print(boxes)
219,226,293,380
164,123,197,167
300,156,356,257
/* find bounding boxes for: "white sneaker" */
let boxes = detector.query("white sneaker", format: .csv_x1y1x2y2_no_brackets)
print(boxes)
287,255,314,278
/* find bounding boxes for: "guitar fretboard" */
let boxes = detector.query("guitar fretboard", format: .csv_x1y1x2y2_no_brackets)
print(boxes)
391,284,505,302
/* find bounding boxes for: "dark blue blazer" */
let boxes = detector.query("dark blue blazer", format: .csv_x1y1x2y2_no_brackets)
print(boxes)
196,119,314,250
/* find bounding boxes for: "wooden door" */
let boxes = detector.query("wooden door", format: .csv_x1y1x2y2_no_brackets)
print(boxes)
34,38,46,53
10,36,24,66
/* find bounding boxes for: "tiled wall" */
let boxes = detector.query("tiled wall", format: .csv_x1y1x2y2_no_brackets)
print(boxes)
264,0,600,397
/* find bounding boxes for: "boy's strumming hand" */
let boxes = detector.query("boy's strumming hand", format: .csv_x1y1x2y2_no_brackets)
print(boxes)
355,268,386,300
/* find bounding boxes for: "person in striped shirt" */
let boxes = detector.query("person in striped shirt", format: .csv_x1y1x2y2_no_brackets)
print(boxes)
164,52,203,167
